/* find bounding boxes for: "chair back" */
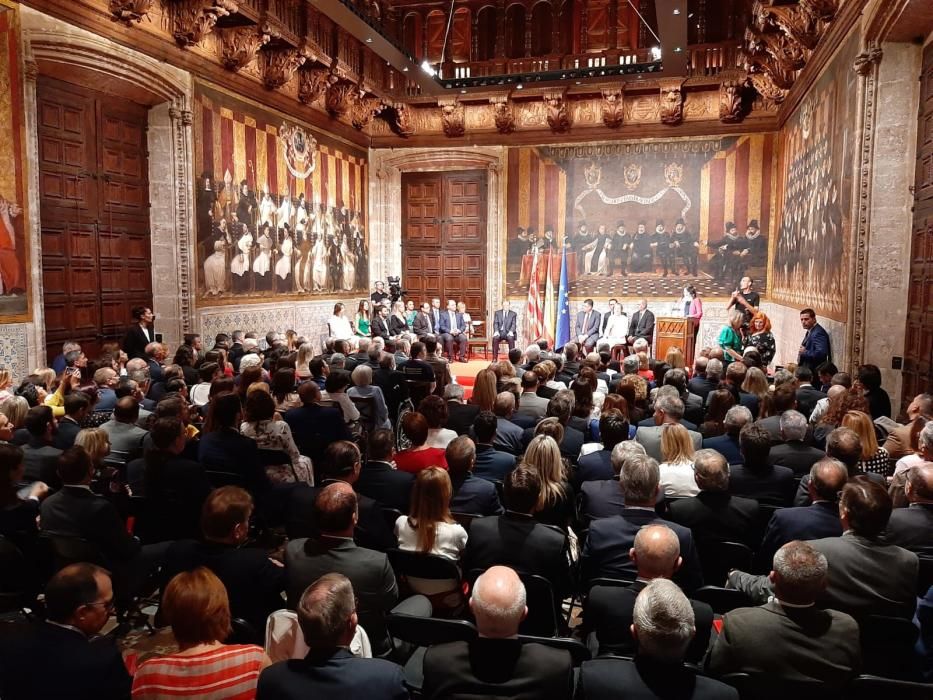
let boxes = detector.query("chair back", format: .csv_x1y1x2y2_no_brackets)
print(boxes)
516,635,591,667
719,672,840,700
350,394,377,431
227,617,262,645
0,536,38,614
38,531,109,572
381,507,403,530
385,612,477,648
388,548,462,584
450,512,480,532
468,568,560,637
696,540,753,586
849,674,933,700
205,469,248,489
406,381,433,407
858,614,921,680
691,586,751,614
917,555,933,596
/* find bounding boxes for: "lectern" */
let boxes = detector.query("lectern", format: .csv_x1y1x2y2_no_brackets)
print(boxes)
655,317,697,367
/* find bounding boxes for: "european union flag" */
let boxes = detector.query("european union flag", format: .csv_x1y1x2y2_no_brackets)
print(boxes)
555,244,570,350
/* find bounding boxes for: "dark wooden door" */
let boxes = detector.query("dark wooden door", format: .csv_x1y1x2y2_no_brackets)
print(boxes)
401,170,487,325
904,43,933,411
37,77,152,361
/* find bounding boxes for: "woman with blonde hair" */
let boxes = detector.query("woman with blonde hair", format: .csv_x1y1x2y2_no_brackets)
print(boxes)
0,395,29,435
741,366,772,419
522,435,574,528
31,368,56,392
636,352,654,381
74,427,111,469
841,410,891,477
658,423,698,497
719,309,745,364
470,368,498,412
295,342,315,381
664,347,686,372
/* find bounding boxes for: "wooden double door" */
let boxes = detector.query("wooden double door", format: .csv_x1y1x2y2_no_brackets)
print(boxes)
36,77,153,360
401,170,488,326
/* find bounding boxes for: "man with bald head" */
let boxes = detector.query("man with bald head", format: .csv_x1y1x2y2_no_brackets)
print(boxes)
285,482,400,656
422,566,574,700
793,426,885,505
883,392,933,461
584,524,714,662
887,463,933,555
756,457,846,568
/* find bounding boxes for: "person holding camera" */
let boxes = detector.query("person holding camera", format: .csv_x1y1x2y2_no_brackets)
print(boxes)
370,280,390,306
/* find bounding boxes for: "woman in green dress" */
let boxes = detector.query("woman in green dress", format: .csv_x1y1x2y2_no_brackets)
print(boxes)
354,299,372,337
718,309,745,365
405,299,418,329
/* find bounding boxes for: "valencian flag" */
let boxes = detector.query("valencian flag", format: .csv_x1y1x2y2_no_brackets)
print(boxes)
555,244,571,350
525,248,545,343
543,250,556,347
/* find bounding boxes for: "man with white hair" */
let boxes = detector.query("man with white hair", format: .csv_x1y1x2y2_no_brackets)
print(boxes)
688,356,719,401
521,343,541,371
626,299,655,349
707,541,860,689
635,394,702,462
579,441,647,521
579,579,737,700
422,566,573,700
443,382,480,436
702,405,752,465
767,409,826,476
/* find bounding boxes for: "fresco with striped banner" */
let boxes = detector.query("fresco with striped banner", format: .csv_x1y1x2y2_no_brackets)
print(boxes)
194,82,369,304
505,136,777,301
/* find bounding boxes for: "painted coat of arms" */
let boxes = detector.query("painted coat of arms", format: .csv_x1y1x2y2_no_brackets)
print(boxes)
280,122,317,180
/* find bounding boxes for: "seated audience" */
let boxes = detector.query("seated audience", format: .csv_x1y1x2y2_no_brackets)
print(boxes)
285,482,399,656
707,541,861,690
162,486,286,634
322,371,360,431
443,383,480,436
578,579,738,700
668,449,760,550
422,566,574,700
394,412,448,474
199,392,267,497
516,370,550,421
636,394,702,463
575,409,630,484
447,435,503,516
492,391,525,455
420,395,456,449
21,405,63,488
841,409,890,477
133,567,270,698
257,573,409,700
886,462,933,555
728,424,795,505
240,389,313,485
347,365,390,431
471,410,517,482
0,564,132,700
894,419,933,476
0,443,47,549
858,363,891,420
698,388,735,439
794,427,884,506
395,466,467,561
579,442,647,522
283,381,351,466
585,524,713,662
355,429,414,513
794,365,827,419
701,405,751,466
52,392,90,450
522,435,575,529
882,392,933,461
767,410,825,476
521,392,586,463
100,397,147,459
658,423,699,498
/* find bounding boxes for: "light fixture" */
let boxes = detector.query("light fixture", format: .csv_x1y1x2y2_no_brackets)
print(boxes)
516,84,523,90
460,89,467,94
420,60,436,76
674,46,683,53
650,46,662,60
402,66,409,72
366,37,373,43
673,8,680,14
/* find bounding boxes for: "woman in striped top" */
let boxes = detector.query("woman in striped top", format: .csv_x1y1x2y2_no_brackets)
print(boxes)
132,567,271,699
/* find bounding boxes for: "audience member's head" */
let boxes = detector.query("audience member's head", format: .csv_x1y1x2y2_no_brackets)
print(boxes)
779,410,808,442
297,573,358,651
632,579,696,662
599,409,629,451
653,394,684,425
24,405,54,440
503,464,542,515
323,440,362,482
313,482,358,536
770,541,828,606
692,448,729,493
610,440,647,477
739,424,771,468
723,405,752,438
546,391,574,426
631,524,682,580
906,463,933,504
469,566,527,639
44,563,113,635
400,412,429,448
368,429,394,462
620,454,660,506
162,567,232,649
201,486,253,543
825,427,862,476
472,411,497,445
839,478,893,538
418,395,449,429
808,458,849,503
445,435,476,480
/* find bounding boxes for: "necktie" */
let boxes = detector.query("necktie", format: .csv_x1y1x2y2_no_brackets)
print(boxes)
584,312,590,333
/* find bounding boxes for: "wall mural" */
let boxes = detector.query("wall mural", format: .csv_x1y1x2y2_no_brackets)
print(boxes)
194,82,369,304
0,3,31,321
505,135,777,299
771,32,859,321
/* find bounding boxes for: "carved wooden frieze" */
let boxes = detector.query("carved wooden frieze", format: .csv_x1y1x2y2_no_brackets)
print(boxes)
109,0,154,25
853,46,883,76
718,70,747,123
219,26,271,72
260,47,306,89
754,1,820,51
169,0,238,48
350,94,383,130
747,69,787,104
658,78,685,125
601,87,625,128
440,100,465,137
325,79,357,117
491,98,514,134
390,103,415,137
298,65,331,105
545,94,572,133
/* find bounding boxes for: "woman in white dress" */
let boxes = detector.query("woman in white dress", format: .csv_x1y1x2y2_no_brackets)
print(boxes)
230,229,253,277
203,239,227,295
275,227,294,284
327,302,354,341
658,424,699,498
252,225,272,277
311,233,328,291
599,306,628,346
340,235,356,292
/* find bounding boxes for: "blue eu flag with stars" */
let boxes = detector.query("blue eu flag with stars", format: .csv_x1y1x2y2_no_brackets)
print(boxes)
555,244,570,350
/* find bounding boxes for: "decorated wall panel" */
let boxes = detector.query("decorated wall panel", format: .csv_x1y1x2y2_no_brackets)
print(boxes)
505,135,777,300
194,81,368,306
0,3,31,321
770,32,860,321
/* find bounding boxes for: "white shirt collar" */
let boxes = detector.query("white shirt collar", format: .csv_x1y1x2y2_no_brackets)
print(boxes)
769,596,815,609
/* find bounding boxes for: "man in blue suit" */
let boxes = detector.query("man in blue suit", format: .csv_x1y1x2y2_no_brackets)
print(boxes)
574,298,601,352
447,436,503,516
471,411,517,482
438,299,467,363
702,405,752,465
798,307,831,369
257,573,409,700
492,300,518,361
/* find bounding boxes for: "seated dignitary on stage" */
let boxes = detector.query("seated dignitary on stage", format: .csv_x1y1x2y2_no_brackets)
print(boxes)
578,579,738,700
492,300,518,362
422,566,574,700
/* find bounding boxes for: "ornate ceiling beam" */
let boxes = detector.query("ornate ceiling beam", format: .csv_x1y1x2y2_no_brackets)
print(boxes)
166,0,238,48
601,86,626,129
658,78,685,125
219,25,272,71
108,0,154,24
260,46,307,89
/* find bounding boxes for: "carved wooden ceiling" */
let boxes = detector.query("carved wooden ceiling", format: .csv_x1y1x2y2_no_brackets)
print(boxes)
26,0,856,144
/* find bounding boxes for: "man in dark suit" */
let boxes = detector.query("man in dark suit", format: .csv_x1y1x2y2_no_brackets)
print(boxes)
574,298,601,352
463,465,571,596
447,436,503,516
21,405,63,489
412,301,434,339
702,405,751,465
0,563,132,700
52,392,90,451
585,524,714,662
581,454,703,592
794,365,827,420
370,304,390,343
424,338,452,393
579,579,738,700
708,541,861,691
886,463,933,555
756,458,846,568
423,566,574,700
121,305,155,360
663,368,705,427
286,441,395,552
471,410,517,482
626,298,655,348
688,357,720,402
729,424,795,506
520,393,585,464
797,307,831,369
355,429,414,514
575,409,631,484
557,344,581,384
492,392,524,456
792,427,885,506
754,384,799,445
668,449,760,550
283,382,351,464
438,299,467,363
515,371,549,421
767,410,825,476
443,383,480,436
162,485,286,634
257,573,409,700
285,483,399,656
580,442,648,522
492,300,518,362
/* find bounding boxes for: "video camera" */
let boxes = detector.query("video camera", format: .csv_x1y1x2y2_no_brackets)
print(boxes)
387,275,407,303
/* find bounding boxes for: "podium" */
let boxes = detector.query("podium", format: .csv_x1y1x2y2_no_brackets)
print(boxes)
655,317,697,367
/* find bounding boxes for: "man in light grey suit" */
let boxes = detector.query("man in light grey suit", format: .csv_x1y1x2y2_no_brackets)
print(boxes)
516,371,550,421
635,394,702,462
100,397,148,459
492,300,518,361
574,298,601,352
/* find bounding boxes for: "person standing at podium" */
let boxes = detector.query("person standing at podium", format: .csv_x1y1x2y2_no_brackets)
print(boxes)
684,285,703,346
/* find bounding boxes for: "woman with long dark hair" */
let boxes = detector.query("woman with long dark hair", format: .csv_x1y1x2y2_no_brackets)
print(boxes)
699,389,736,439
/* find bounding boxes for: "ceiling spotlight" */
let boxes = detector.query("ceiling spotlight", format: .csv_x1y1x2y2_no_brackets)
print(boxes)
575,80,582,85
688,12,694,17
516,84,523,90
366,37,373,43
402,67,409,72
461,89,467,94
674,46,683,53
420,60,436,76
650,46,662,61
673,8,680,14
